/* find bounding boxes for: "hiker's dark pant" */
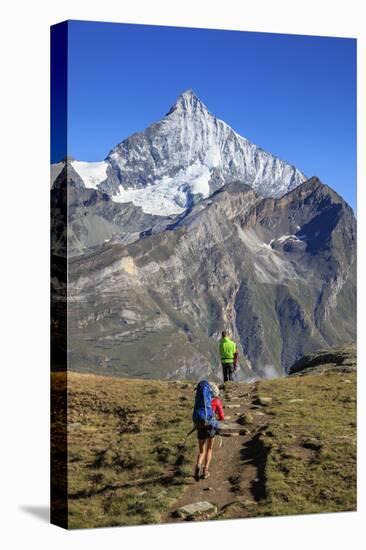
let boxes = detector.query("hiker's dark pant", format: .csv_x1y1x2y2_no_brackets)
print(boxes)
222,362,234,382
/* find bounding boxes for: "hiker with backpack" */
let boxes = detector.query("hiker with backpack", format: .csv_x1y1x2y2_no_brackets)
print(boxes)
192,381,225,481
219,330,238,382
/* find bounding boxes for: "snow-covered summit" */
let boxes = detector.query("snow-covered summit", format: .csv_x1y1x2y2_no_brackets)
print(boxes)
51,90,306,215
166,89,209,116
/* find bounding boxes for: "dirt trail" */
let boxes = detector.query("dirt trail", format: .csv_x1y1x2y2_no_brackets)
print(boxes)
165,381,270,522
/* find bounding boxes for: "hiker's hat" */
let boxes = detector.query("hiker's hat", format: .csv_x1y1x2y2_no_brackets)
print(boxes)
209,382,220,397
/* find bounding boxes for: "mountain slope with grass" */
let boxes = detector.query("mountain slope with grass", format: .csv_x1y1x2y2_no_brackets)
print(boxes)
57,344,356,528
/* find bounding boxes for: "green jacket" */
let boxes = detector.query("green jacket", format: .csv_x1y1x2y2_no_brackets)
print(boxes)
219,336,237,364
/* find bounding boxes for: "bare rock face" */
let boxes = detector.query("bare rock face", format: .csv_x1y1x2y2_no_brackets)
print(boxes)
51,163,175,257
66,177,356,380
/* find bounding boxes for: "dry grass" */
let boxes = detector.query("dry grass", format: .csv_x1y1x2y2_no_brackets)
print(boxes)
63,373,196,528
248,371,357,517
52,367,356,528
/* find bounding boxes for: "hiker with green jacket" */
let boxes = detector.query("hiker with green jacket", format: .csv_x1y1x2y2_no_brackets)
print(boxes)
219,331,238,382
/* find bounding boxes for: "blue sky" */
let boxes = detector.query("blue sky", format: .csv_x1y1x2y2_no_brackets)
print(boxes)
55,20,356,209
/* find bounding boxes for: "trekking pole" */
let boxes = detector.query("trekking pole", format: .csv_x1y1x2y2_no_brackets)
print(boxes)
180,425,197,448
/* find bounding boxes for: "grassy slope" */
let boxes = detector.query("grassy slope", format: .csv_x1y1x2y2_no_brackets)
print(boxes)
59,367,356,528
219,371,356,520
65,373,197,528
257,372,357,516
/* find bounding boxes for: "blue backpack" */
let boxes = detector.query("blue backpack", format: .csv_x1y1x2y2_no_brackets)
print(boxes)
192,380,219,429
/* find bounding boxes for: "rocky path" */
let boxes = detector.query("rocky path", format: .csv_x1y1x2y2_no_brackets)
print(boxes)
165,381,270,522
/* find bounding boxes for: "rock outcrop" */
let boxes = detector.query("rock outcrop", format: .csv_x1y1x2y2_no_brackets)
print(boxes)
287,343,356,376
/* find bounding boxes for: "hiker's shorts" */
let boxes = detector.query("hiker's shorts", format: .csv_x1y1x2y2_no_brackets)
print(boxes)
197,424,218,440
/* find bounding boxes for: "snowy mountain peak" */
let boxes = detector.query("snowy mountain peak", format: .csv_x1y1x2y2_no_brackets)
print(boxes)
52,90,307,216
167,89,209,117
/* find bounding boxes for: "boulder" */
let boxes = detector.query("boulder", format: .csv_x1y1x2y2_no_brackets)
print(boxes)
237,412,254,425
217,421,242,435
257,396,272,405
288,344,356,375
175,501,217,520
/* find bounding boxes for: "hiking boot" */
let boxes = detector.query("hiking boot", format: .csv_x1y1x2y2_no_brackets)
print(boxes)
201,469,210,479
194,464,202,481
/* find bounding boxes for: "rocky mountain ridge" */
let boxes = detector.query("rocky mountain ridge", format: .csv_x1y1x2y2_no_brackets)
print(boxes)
66,176,356,379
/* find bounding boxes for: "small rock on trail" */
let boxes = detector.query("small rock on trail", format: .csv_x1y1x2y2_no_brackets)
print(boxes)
175,501,217,520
